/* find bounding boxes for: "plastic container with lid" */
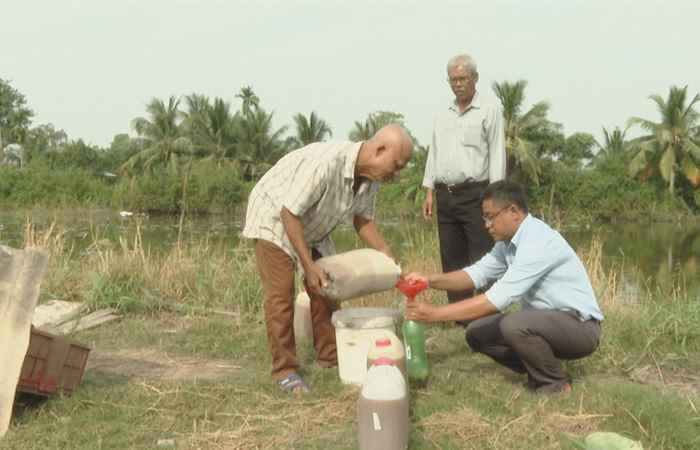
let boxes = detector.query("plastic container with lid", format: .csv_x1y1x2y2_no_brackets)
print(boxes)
357,362,409,450
331,308,399,385
293,290,312,346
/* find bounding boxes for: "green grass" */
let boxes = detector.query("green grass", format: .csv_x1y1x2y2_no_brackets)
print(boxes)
2,222,699,449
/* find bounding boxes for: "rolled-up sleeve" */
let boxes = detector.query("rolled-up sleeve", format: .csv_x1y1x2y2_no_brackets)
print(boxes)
281,162,329,216
464,246,508,290
485,240,560,310
488,105,506,182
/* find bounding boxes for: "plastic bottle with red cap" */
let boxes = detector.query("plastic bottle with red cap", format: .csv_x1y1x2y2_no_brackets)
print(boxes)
395,278,430,383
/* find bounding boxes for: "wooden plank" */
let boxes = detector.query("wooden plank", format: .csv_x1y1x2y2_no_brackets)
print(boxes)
32,300,86,329
54,309,120,334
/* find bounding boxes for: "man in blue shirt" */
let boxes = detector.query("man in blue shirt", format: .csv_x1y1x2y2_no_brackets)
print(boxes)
405,180,603,393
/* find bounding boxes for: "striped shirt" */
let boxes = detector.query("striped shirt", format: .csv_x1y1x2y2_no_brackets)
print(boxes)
464,214,604,322
242,141,379,260
423,91,506,189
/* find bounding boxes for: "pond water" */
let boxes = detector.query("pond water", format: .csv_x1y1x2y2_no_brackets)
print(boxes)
1,208,698,299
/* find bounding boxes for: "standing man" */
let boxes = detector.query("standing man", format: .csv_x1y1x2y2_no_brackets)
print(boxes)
405,180,603,394
423,53,506,307
242,125,413,393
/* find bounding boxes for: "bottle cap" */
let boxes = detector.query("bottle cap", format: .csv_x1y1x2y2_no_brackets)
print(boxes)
375,338,391,347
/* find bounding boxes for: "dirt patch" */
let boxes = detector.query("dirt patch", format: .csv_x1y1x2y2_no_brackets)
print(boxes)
87,348,240,381
628,364,700,395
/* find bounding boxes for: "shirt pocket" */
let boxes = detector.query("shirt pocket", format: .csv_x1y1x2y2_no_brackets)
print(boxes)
461,124,483,149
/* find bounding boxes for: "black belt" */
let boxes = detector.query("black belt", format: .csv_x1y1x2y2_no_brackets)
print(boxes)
434,179,488,194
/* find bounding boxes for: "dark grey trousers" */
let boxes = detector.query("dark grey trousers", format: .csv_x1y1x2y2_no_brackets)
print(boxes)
435,182,493,303
465,310,601,391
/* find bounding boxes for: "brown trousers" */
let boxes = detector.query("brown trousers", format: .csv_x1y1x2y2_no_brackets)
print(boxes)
254,239,338,380
465,310,601,391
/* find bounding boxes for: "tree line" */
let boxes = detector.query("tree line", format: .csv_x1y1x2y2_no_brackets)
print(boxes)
0,78,698,216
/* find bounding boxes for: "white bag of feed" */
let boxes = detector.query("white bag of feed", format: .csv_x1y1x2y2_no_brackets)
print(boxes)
0,245,49,437
315,249,401,301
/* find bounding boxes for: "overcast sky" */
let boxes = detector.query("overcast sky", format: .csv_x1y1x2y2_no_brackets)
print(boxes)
2,0,698,148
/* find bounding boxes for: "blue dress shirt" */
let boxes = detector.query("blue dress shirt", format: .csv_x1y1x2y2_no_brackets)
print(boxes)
464,214,604,322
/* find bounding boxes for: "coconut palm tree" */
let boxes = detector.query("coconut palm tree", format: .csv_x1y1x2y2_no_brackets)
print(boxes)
598,126,628,155
182,95,240,164
492,80,557,185
236,86,260,117
182,93,211,121
180,94,211,151
292,111,332,147
593,126,629,167
627,85,700,192
121,96,193,173
236,107,289,180
349,118,375,141
399,143,429,205
348,111,407,141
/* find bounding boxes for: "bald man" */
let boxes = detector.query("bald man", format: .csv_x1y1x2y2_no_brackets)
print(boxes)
242,124,413,393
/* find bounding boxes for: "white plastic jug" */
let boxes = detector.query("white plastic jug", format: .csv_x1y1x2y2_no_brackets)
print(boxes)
366,331,406,379
331,308,399,385
358,364,409,450
293,290,312,345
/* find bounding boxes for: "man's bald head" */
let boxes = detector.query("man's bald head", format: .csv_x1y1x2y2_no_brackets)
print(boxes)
356,123,413,182
370,124,413,160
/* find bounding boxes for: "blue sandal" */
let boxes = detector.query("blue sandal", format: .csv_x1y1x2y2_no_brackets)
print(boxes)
278,372,310,393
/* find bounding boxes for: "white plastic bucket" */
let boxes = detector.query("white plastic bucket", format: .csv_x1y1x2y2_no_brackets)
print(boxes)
331,308,399,385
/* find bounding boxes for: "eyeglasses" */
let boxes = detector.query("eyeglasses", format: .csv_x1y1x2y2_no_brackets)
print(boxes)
447,76,472,85
482,206,511,226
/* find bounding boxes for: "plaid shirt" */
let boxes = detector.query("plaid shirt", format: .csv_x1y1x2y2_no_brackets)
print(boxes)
242,141,379,260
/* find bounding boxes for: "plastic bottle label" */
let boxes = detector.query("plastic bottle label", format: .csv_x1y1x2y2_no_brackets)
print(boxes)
372,412,382,431
405,345,412,360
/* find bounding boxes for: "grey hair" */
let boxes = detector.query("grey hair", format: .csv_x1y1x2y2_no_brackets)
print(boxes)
447,54,478,75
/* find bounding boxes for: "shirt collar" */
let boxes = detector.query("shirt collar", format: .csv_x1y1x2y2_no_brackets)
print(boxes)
508,213,532,249
343,141,364,180
449,90,482,113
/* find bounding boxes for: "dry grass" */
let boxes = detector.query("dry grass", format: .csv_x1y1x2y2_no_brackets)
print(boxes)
186,389,357,450
419,404,493,444
30,220,262,314
415,395,612,450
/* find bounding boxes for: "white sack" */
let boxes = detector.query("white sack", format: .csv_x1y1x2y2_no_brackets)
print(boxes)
316,249,401,301
0,245,48,437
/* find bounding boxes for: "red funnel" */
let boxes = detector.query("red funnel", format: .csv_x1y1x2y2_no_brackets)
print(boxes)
396,278,428,299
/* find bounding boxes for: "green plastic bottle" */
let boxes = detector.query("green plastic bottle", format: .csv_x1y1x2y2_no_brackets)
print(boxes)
401,319,429,382
396,278,430,383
